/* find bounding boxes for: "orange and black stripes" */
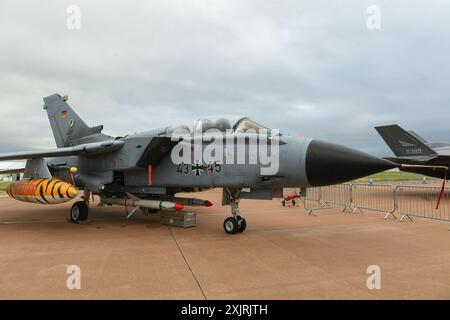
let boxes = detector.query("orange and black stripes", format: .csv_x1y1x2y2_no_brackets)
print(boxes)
6,179,78,205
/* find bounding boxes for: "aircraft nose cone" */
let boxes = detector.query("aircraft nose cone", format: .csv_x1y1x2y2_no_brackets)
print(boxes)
305,139,398,187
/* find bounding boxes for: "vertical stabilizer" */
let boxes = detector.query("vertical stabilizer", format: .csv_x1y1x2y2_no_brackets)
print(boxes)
375,124,437,157
43,94,105,148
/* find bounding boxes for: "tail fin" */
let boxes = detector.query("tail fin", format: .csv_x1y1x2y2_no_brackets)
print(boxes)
375,124,437,157
43,94,105,148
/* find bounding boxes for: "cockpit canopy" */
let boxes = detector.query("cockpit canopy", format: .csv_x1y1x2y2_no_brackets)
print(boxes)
166,115,270,135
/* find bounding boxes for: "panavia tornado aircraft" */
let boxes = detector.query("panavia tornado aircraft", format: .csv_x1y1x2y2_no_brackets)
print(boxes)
0,94,396,234
375,124,450,178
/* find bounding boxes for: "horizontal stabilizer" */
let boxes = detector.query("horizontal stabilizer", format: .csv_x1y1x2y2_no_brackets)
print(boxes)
0,168,25,175
0,161,25,175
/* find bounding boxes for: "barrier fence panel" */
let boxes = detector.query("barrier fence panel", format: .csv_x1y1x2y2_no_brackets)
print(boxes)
304,187,322,215
395,185,450,222
319,184,352,211
304,184,352,215
302,183,450,225
350,184,397,219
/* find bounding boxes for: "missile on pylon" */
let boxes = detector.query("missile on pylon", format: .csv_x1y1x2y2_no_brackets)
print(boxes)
167,197,213,207
100,197,184,211
6,179,78,204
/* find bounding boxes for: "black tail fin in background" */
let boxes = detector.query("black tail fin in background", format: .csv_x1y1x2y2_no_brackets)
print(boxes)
43,94,106,148
375,124,437,157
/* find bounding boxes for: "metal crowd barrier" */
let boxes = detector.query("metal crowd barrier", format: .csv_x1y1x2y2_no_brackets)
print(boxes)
304,184,352,215
395,185,450,222
302,183,450,223
350,184,396,219
303,187,322,215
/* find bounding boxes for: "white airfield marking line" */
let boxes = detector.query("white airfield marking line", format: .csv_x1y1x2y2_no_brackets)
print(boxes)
0,207,302,225
0,217,127,225
168,227,208,300
0,220,69,224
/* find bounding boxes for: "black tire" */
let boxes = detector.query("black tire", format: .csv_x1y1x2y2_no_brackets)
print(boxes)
282,200,286,207
236,216,247,233
223,217,238,234
70,201,89,223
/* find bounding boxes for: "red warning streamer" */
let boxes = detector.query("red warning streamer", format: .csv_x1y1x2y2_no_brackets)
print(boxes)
436,170,447,210
148,165,152,187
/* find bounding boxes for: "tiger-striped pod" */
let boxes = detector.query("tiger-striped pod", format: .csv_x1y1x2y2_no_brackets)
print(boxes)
6,179,78,204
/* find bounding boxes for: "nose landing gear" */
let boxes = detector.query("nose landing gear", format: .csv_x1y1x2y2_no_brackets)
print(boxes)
223,188,247,234
70,189,91,223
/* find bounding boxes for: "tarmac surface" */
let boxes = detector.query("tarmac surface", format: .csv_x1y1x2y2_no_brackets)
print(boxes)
0,189,449,300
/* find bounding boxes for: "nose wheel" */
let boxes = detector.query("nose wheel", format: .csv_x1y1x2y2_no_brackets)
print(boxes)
70,189,90,223
70,201,89,223
223,188,247,234
223,216,247,234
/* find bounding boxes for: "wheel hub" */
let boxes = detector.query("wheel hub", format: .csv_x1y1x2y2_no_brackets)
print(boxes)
225,220,235,232
72,207,79,220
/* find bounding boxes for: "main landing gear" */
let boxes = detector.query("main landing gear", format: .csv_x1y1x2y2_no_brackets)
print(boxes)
223,188,247,234
70,189,90,223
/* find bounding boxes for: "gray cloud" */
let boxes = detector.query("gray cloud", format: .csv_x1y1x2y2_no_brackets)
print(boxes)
0,0,449,157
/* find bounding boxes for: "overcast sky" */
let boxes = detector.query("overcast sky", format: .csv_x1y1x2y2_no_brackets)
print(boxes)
0,0,449,156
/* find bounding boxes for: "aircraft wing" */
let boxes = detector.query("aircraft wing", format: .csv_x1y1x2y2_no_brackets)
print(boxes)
383,155,450,179
136,136,180,167
384,154,450,166
135,134,286,168
383,156,438,164
0,140,125,161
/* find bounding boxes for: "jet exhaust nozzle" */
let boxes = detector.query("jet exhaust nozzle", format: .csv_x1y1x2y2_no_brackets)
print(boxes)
305,139,398,187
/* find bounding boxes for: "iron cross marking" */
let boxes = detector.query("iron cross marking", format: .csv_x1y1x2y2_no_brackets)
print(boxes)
192,163,204,176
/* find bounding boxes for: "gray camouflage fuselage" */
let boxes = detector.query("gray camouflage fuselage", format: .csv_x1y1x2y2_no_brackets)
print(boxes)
47,130,312,197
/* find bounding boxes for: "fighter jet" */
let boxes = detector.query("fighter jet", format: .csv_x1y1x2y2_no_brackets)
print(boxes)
375,124,450,178
0,94,396,234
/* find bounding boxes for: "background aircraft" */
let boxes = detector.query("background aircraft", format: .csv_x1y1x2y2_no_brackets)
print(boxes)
375,124,450,178
0,94,396,234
